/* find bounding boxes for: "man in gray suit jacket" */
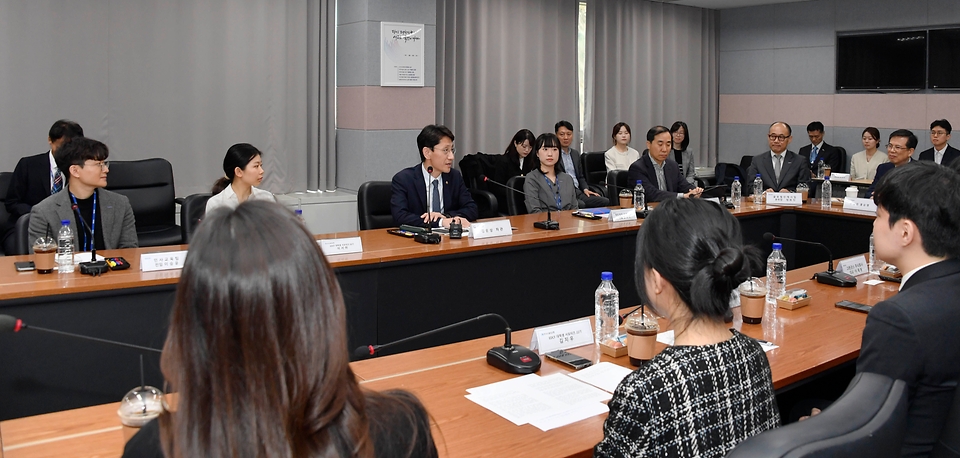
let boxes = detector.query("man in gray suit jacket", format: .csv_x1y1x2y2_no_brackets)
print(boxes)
556,120,609,207
746,122,810,194
29,137,137,252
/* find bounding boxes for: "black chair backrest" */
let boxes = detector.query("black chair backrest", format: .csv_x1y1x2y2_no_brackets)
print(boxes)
715,163,748,189
0,171,12,235
459,153,501,191
606,169,629,203
14,213,31,255
505,176,527,216
932,385,960,458
105,159,176,230
358,181,394,230
179,193,212,244
468,188,499,219
835,146,848,173
581,152,607,188
740,154,754,171
726,372,908,458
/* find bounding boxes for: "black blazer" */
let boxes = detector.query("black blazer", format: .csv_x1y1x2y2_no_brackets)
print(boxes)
626,154,694,202
865,160,914,198
5,152,55,221
917,144,960,167
390,164,478,227
563,147,589,192
857,259,960,456
798,143,842,174
491,154,533,206
745,150,810,193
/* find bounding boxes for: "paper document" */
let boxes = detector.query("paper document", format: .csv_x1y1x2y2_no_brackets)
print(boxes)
530,401,609,431
465,373,611,428
567,362,634,393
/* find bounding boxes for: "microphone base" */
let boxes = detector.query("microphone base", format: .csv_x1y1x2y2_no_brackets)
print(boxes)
79,261,109,276
487,345,541,374
814,271,858,287
636,209,652,219
534,220,560,230
414,233,442,244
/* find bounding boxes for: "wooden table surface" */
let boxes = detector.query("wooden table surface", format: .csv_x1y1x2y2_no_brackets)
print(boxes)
1,258,899,458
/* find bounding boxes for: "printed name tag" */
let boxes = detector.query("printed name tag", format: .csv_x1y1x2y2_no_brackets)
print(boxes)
609,208,637,222
843,197,877,214
766,193,802,206
469,220,512,239
837,255,869,276
140,250,188,272
530,318,595,354
318,237,363,255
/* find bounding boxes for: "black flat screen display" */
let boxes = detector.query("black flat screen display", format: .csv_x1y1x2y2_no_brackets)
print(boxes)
929,28,960,89
837,31,926,90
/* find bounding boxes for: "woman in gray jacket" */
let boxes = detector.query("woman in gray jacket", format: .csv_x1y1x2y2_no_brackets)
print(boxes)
523,133,579,213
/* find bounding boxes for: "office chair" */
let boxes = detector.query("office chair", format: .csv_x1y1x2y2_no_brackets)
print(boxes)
105,158,181,247
469,188,499,219
715,163,748,190
726,372,908,458
14,213,31,255
932,385,960,458
0,172,12,255
581,152,607,189
606,169,629,204
504,176,527,215
835,147,848,173
179,193,212,244
357,181,395,230
740,155,754,171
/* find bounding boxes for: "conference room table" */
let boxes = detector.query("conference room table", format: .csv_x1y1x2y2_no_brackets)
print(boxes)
0,259,901,457
0,200,877,420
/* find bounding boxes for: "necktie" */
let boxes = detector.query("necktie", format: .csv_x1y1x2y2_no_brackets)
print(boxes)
431,179,441,213
52,168,63,194
774,155,782,181
810,145,818,164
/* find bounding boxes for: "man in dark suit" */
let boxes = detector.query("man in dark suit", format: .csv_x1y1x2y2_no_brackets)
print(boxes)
2,120,84,254
627,125,702,202
797,121,842,176
556,120,608,207
866,129,916,198
391,124,477,228
746,122,810,194
917,119,960,167
858,161,960,456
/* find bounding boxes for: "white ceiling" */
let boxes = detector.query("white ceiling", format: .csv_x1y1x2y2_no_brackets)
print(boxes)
664,0,810,9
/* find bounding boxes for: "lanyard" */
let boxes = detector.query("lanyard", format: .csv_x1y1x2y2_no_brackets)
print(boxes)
543,174,562,209
69,191,97,252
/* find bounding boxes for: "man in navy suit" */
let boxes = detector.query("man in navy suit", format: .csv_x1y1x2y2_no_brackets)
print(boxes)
627,125,702,202
391,124,477,228
798,121,842,175
556,120,608,207
866,129,916,198
746,122,810,194
2,120,83,254
917,119,960,167
858,161,960,456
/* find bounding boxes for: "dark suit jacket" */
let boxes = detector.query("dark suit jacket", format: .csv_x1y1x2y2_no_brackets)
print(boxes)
28,188,138,251
798,142,842,175
865,160,914,198
917,144,960,167
5,152,55,221
745,150,809,193
626,155,694,202
562,147,589,193
390,164,478,227
491,154,533,207
857,259,960,457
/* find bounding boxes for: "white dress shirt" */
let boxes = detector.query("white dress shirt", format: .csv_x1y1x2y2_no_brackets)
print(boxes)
205,183,276,213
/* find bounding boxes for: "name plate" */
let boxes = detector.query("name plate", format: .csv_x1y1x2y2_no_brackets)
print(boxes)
843,197,877,214
319,237,363,255
469,219,512,239
530,318,594,354
609,208,638,222
766,192,802,206
837,255,869,276
140,250,188,272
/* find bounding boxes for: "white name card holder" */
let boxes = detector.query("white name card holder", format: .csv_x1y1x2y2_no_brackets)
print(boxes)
837,255,869,276
608,208,638,222
529,318,595,355
843,197,877,214
766,193,802,206
469,220,512,240
140,250,188,272
319,237,363,255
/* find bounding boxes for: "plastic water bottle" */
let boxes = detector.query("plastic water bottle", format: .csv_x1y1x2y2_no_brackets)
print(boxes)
295,208,306,226
817,159,825,179
57,220,74,274
753,174,763,204
869,232,882,274
766,243,786,304
595,272,619,345
731,176,742,208
821,176,832,209
633,180,645,212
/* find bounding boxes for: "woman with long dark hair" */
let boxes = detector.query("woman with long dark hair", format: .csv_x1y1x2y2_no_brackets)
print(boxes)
670,121,698,185
492,129,536,205
205,143,276,213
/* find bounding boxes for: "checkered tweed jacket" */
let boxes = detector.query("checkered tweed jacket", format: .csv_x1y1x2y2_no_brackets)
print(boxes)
594,330,780,458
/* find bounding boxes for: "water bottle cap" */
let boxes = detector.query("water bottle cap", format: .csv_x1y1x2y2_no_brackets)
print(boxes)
295,209,303,215
756,174,761,177
601,271,613,281
734,176,739,180
636,180,642,185
61,220,70,226
772,242,782,250
824,176,830,180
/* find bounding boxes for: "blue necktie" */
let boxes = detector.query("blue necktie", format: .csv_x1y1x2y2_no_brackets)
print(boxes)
431,179,441,213
810,145,818,164
52,169,62,194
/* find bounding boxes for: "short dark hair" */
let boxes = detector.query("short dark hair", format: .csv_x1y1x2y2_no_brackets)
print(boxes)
931,119,952,134
530,133,565,174
889,129,918,150
48,119,84,142
670,121,690,151
611,122,631,144
555,120,574,133
874,162,960,259
54,137,108,172
646,125,670,142
416,125,455,162
806,121,825,133
770,121,792,136
862,127,881,142
635,199,761,321
212,143,263,194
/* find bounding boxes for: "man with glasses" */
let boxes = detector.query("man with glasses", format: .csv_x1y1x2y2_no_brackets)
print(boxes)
391,124,477,229
918,119,959,167
866,129,917,198
28,137,137,251
746,122,810,194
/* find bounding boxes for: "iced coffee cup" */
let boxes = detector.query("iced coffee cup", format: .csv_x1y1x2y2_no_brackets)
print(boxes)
33,237,57,274
626,309,659,366
619,191,632,207
796,183,809,203
739,277,766,324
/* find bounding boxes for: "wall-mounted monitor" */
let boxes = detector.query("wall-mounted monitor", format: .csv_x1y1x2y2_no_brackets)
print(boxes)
929,28,960,89
836,31,926,91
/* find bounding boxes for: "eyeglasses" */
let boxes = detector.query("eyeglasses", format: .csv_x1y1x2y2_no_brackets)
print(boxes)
768,134,789,142
433,146,456,155
931,130,949,137
84,161,110,170
886,143,910,152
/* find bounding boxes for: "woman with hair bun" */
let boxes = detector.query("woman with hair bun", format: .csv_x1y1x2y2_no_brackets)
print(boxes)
205,143,276,213
595,198,779,457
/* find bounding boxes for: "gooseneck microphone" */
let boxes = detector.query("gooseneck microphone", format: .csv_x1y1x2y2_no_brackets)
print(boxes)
480,175,559,230
71,199,110,276
763,232,857,287
0,314,163,353
353,313,541,374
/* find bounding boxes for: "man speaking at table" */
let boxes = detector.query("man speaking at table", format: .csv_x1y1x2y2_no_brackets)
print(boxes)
391,124,477,229
859,161,960,456
746,122,810,194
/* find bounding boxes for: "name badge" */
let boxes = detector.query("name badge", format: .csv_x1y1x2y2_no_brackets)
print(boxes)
140,250,188,272
843,197,877,214
530,318,595,354
469,220,512,239
766,192,802,206
837,255,869,276
319,237,363,255
609,208,637,222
